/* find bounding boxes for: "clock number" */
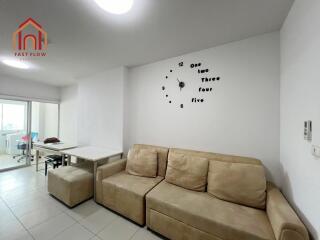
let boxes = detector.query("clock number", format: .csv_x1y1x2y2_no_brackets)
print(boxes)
162,61,219,108
190,63,202,68
198,69,209,74
191,98,204,103
199,87,213,92
201,77,220,82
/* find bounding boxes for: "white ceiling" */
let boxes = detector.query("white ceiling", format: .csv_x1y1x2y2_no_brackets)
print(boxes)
0,0,293,86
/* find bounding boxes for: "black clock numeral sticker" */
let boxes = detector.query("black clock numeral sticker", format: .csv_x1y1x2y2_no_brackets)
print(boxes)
191,98,204,103
199,87,213,92
198,69,209,74
162,61,220,108
201,77,220,82
190,63,202,68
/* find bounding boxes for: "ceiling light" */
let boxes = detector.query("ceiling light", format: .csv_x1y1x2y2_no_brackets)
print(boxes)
1,59,30,69
94,0,134,14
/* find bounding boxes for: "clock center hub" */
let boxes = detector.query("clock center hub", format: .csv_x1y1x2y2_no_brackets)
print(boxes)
179,81,185,89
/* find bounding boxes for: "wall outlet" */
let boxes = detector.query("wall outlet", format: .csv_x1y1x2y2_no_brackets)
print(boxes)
311,145,320,158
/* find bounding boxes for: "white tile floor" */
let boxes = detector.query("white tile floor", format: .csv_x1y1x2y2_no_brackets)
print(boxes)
0,154,26,170
0,166,164,240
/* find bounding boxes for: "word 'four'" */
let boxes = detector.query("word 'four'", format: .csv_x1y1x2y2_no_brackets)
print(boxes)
199,87,213,92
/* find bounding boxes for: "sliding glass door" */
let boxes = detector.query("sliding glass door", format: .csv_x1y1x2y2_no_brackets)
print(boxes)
0,98,60,172
0,99,30,171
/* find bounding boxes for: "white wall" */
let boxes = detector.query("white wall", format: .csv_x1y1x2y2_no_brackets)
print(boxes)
43,103,59,139
60,85,78,144
0,74,60,102
31,102,40,134
280,0,320,239
125,32,281,185
31,102,59,141
60,67,127,150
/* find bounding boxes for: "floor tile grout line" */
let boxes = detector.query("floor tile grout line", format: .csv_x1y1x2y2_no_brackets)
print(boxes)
51,204,114,240
60,202,109,237
13,202,77,240
62,207,99,236
45,221,78,240
0,183,47,200
128,227,141,240
91,214,120,238
1,166,159,240
93,214,120,237
19,208,64,230
0,169,62,239
0,194,36,240
5,193,60,216
3,194,53,210
62,203,148,240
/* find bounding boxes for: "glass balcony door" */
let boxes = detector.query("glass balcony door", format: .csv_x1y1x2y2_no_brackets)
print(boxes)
0,99,31,171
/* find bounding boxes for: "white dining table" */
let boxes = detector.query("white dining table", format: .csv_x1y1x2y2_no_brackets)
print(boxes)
33,142,77,171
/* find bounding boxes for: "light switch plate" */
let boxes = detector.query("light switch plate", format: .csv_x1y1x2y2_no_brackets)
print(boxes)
311,145,320,158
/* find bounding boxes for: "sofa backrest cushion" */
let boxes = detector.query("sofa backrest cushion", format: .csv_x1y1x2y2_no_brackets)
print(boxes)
130,144,169,177
207,160,267,209
165,150,209,192
126,148,158,177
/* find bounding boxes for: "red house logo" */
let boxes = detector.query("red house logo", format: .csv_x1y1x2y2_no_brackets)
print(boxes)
12,18,48,51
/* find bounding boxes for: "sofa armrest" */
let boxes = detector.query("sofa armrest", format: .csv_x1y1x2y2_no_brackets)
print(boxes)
266,183,309,240
96,158,127,181
95,158,127,203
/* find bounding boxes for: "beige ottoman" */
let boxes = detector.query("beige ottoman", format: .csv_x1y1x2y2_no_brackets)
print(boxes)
48,166,93,207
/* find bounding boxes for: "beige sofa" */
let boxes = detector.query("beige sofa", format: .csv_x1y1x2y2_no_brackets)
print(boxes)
95,144,168,225
96,145,309,240
146,148,309,240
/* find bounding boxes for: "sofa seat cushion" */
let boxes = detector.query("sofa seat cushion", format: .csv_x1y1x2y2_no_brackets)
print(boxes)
102,171,163,225
146,181,275,240
52,166,92,182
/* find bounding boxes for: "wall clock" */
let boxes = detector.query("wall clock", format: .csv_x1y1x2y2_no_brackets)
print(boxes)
161,61,221,108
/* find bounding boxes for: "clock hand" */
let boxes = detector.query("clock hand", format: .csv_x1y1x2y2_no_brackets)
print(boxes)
177,78,181,91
